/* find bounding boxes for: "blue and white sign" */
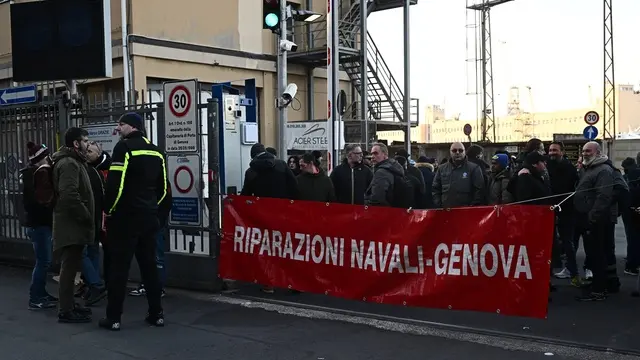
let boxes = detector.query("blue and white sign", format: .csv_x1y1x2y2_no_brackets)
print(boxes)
583,125,598,140
239,97,253,106
167,154,202,227
0,85,37,106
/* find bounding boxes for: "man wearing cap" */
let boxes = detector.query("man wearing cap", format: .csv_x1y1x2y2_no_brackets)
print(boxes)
21,141,57,310
513,152,552,205
100,112,167,331
240,143,298,200
488,153,513,205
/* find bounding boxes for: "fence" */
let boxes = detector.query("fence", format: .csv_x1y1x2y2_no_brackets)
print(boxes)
0,87,221,260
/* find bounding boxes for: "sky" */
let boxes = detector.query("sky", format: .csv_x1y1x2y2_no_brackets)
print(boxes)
367,0,640,120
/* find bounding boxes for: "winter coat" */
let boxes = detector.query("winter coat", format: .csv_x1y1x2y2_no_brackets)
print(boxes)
546,158,578,213
365,159,405,207
432,158,485,208
573,156,616,223
330,159,373,205
488,168,513,205
51,147,95,252
297,169,336,203
241,152,299,200
416,162,435,208
514,167,552,205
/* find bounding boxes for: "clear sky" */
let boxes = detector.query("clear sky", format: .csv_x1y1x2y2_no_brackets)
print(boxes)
367,0,640,120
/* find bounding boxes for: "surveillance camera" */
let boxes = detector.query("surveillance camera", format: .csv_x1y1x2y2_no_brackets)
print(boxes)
278,83,298,108
280,39,298,52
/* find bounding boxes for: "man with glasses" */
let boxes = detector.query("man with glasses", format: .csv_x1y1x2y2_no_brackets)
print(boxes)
432,142,485,209
330,144,373,205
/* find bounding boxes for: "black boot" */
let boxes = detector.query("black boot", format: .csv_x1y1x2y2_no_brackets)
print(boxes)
58,309,92,323
84,286,107,306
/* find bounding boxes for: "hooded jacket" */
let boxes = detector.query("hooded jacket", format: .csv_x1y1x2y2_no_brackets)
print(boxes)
416,162,435,208
330,159,373,205
87,151,112,240
365,158,405,206
432,158,485,208
297,169,336,203
514,165,552,205
488,168,513,205
51,147,95,252
573,156,616,223
240,152,298,199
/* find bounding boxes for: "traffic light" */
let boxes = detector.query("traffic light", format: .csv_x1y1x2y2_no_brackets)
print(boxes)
263,0,280,31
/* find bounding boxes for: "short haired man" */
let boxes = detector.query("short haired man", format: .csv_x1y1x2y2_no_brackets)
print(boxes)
365,143,405,207
52,127,95,323
432,142,485,208
330,144,373,205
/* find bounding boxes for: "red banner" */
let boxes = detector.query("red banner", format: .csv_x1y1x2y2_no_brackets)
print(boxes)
220,195,555,319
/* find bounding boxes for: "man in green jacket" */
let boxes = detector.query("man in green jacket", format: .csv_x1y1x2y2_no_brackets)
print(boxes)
52,127,95,323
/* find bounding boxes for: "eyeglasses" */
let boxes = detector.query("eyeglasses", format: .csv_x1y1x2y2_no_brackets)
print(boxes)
451,149,464,153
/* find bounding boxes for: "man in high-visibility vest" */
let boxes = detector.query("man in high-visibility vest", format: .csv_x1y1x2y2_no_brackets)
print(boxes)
99,112,167,331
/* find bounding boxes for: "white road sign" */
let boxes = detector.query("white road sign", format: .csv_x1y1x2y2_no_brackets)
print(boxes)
84,124,120,155
164,80,199,153
583,111,600,125
167,154,202,227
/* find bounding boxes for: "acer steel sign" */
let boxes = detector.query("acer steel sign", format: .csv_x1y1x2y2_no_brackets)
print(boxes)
286,122,329,150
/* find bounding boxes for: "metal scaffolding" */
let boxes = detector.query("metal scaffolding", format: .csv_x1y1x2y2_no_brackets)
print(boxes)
603,0,616,141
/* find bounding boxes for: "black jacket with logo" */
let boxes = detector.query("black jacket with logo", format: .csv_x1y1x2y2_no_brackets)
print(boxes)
104,131,167,216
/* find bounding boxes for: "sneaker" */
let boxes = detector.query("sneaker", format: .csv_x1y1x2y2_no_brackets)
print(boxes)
28,299,57,310
145,312,165,327
129,285,146,296
570,276,582,288
58,310,92,323
575,292,606,302
554,268,571,279
161,289,166,298
98,318,121,331
84,287,107,307
624,267,639,276
45,293,59,302
584,269,594,280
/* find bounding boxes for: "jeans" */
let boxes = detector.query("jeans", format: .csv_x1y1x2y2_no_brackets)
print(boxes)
156,228,167,289
81,243,103,287
557,214,579,277
622,210,640,269
27,226,53,302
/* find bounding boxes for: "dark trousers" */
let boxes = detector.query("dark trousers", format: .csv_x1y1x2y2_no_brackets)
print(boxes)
58,245,84,312
583,221,610,293
557,214,579,276
100,232,111,288
106,214,162,321
622,210,640,269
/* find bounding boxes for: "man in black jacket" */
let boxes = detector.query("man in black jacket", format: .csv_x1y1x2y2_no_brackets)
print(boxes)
622,157,640,275
514,152,552,205
100,112,167,331
330,144,372,205
547,142,580,286
240,143,298,200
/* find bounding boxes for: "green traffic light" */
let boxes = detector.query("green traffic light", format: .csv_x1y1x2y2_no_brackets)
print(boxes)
265,13,278,27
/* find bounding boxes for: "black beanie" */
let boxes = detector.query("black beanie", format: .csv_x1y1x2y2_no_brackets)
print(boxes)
27,142,50,165
119,112,144,130
250,143,266,158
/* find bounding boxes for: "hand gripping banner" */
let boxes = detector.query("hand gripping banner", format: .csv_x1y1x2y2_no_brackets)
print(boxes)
220,195,555,319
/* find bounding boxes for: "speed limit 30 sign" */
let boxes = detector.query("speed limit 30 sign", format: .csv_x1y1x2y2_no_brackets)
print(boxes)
163,80,199,153
584,110,600,125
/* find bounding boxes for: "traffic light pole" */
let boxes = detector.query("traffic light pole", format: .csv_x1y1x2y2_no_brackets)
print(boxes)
277,0,288,160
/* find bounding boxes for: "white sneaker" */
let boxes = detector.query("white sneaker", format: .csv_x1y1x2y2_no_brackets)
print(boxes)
585,269,594,280
554,268,571,279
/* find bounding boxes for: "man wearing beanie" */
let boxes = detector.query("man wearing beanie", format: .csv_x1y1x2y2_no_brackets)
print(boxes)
487,153,513,205
21,141,57,310
240,143,298,200
100,112,167,331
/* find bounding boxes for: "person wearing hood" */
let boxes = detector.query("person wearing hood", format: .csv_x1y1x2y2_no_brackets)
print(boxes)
296,152,336,202
241,143,298,200
330,144,373,205
432,142,485,208
513,152,552,205
573,141,616,302
395,149,426,195
416,156,435,208
487,153,513,205
365,143,405,207
621,157,640,276
51,127,95,323
547,142,581,286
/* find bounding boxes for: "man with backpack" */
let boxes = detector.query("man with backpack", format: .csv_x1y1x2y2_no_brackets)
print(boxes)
21,141,57,310
432,142,485,209
365,143,412,208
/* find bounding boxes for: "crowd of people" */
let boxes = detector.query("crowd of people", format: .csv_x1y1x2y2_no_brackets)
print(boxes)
240,138,640,301
21,113,171,330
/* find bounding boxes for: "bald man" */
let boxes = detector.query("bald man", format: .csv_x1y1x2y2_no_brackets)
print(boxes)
573,141,617,301
432,142,485,208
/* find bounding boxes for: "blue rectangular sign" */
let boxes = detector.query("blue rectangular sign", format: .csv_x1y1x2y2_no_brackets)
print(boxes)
0,85,37,106
170,197,200,224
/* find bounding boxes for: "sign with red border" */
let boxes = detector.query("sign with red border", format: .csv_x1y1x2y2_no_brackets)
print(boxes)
163,80,199,153
584,111,600,125
167,154,202,227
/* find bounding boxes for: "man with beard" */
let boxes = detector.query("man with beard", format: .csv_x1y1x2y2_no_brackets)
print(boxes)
573,141,615,301
330,144,372,205
432,142,485,209
52,127,95,323
487,153,513,205
547,142,581,286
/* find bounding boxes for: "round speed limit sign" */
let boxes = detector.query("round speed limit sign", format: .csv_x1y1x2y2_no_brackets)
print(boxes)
584,111,600,125
169,85,191,118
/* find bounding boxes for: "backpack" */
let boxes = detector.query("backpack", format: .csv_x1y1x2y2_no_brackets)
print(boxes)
391,173,415,208
19,164,54,226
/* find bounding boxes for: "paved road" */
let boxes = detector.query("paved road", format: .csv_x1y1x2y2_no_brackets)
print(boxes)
0,265,623,360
